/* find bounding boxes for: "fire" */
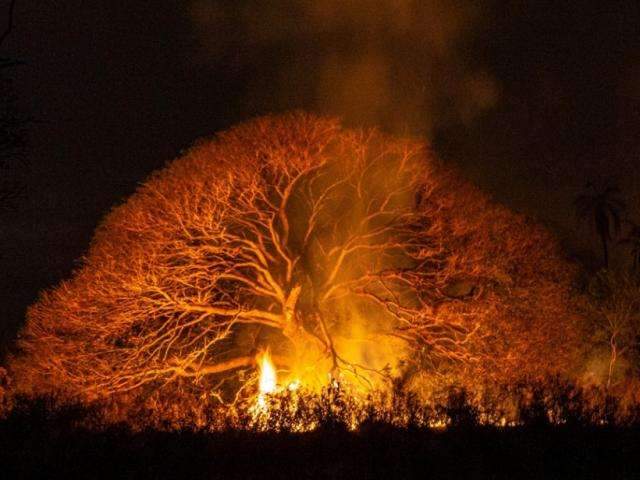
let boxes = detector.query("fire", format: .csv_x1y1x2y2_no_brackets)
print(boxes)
258,350,277,395
252,350,277,417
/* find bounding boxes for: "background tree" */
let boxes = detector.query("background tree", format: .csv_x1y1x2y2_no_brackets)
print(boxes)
10,113,580,412
619,222,640,274
574,184,626,268
0,0,28,367
586,271,640,388
0,0,25,211
0,1,16,48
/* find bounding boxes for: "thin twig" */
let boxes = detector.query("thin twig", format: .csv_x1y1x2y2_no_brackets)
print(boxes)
0,0,17,48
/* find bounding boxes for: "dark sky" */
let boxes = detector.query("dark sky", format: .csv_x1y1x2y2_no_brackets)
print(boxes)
1,0,639,352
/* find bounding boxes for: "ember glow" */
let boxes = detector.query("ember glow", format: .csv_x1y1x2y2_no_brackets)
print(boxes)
9,112,630,430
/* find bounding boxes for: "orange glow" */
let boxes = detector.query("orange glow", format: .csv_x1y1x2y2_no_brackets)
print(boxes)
9,112,584,428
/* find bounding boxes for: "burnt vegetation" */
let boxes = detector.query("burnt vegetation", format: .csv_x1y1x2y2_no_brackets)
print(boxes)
1,383,640,479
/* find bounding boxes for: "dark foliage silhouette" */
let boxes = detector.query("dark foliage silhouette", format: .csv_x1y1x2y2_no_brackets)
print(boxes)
575,184,626,268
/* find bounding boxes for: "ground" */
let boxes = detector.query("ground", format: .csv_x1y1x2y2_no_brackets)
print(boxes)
2,414,639,479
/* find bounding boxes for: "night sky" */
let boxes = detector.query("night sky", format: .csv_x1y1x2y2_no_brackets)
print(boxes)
1,0,639,352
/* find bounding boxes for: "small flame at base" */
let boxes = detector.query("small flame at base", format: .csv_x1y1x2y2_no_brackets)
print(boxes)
253,350,277,414
258,350,277,395
251,350,306,428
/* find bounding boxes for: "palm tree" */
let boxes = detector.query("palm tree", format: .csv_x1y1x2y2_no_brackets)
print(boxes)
574,184,626,268
619,222,640,272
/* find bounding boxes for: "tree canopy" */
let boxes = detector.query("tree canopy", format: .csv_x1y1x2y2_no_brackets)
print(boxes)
12,113,580,405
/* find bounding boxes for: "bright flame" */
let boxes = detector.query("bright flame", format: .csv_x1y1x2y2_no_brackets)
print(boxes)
287,379,301,391
251,350,278,419
258,350,277,395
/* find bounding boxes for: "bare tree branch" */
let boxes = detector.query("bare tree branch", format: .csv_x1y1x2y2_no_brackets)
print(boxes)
0,0,17,48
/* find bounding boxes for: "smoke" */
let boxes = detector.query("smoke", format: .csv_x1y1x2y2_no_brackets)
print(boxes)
186,0,498,135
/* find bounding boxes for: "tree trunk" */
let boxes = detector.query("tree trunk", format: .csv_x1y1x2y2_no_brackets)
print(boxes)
601,234,609,268
281,286,329,365
607,335,617,390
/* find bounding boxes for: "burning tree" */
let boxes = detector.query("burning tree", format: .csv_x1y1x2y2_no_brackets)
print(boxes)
585,272,640,388
11,113,580,409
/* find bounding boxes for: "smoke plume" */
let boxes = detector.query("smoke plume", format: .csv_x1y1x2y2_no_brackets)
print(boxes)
186,0,498,135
